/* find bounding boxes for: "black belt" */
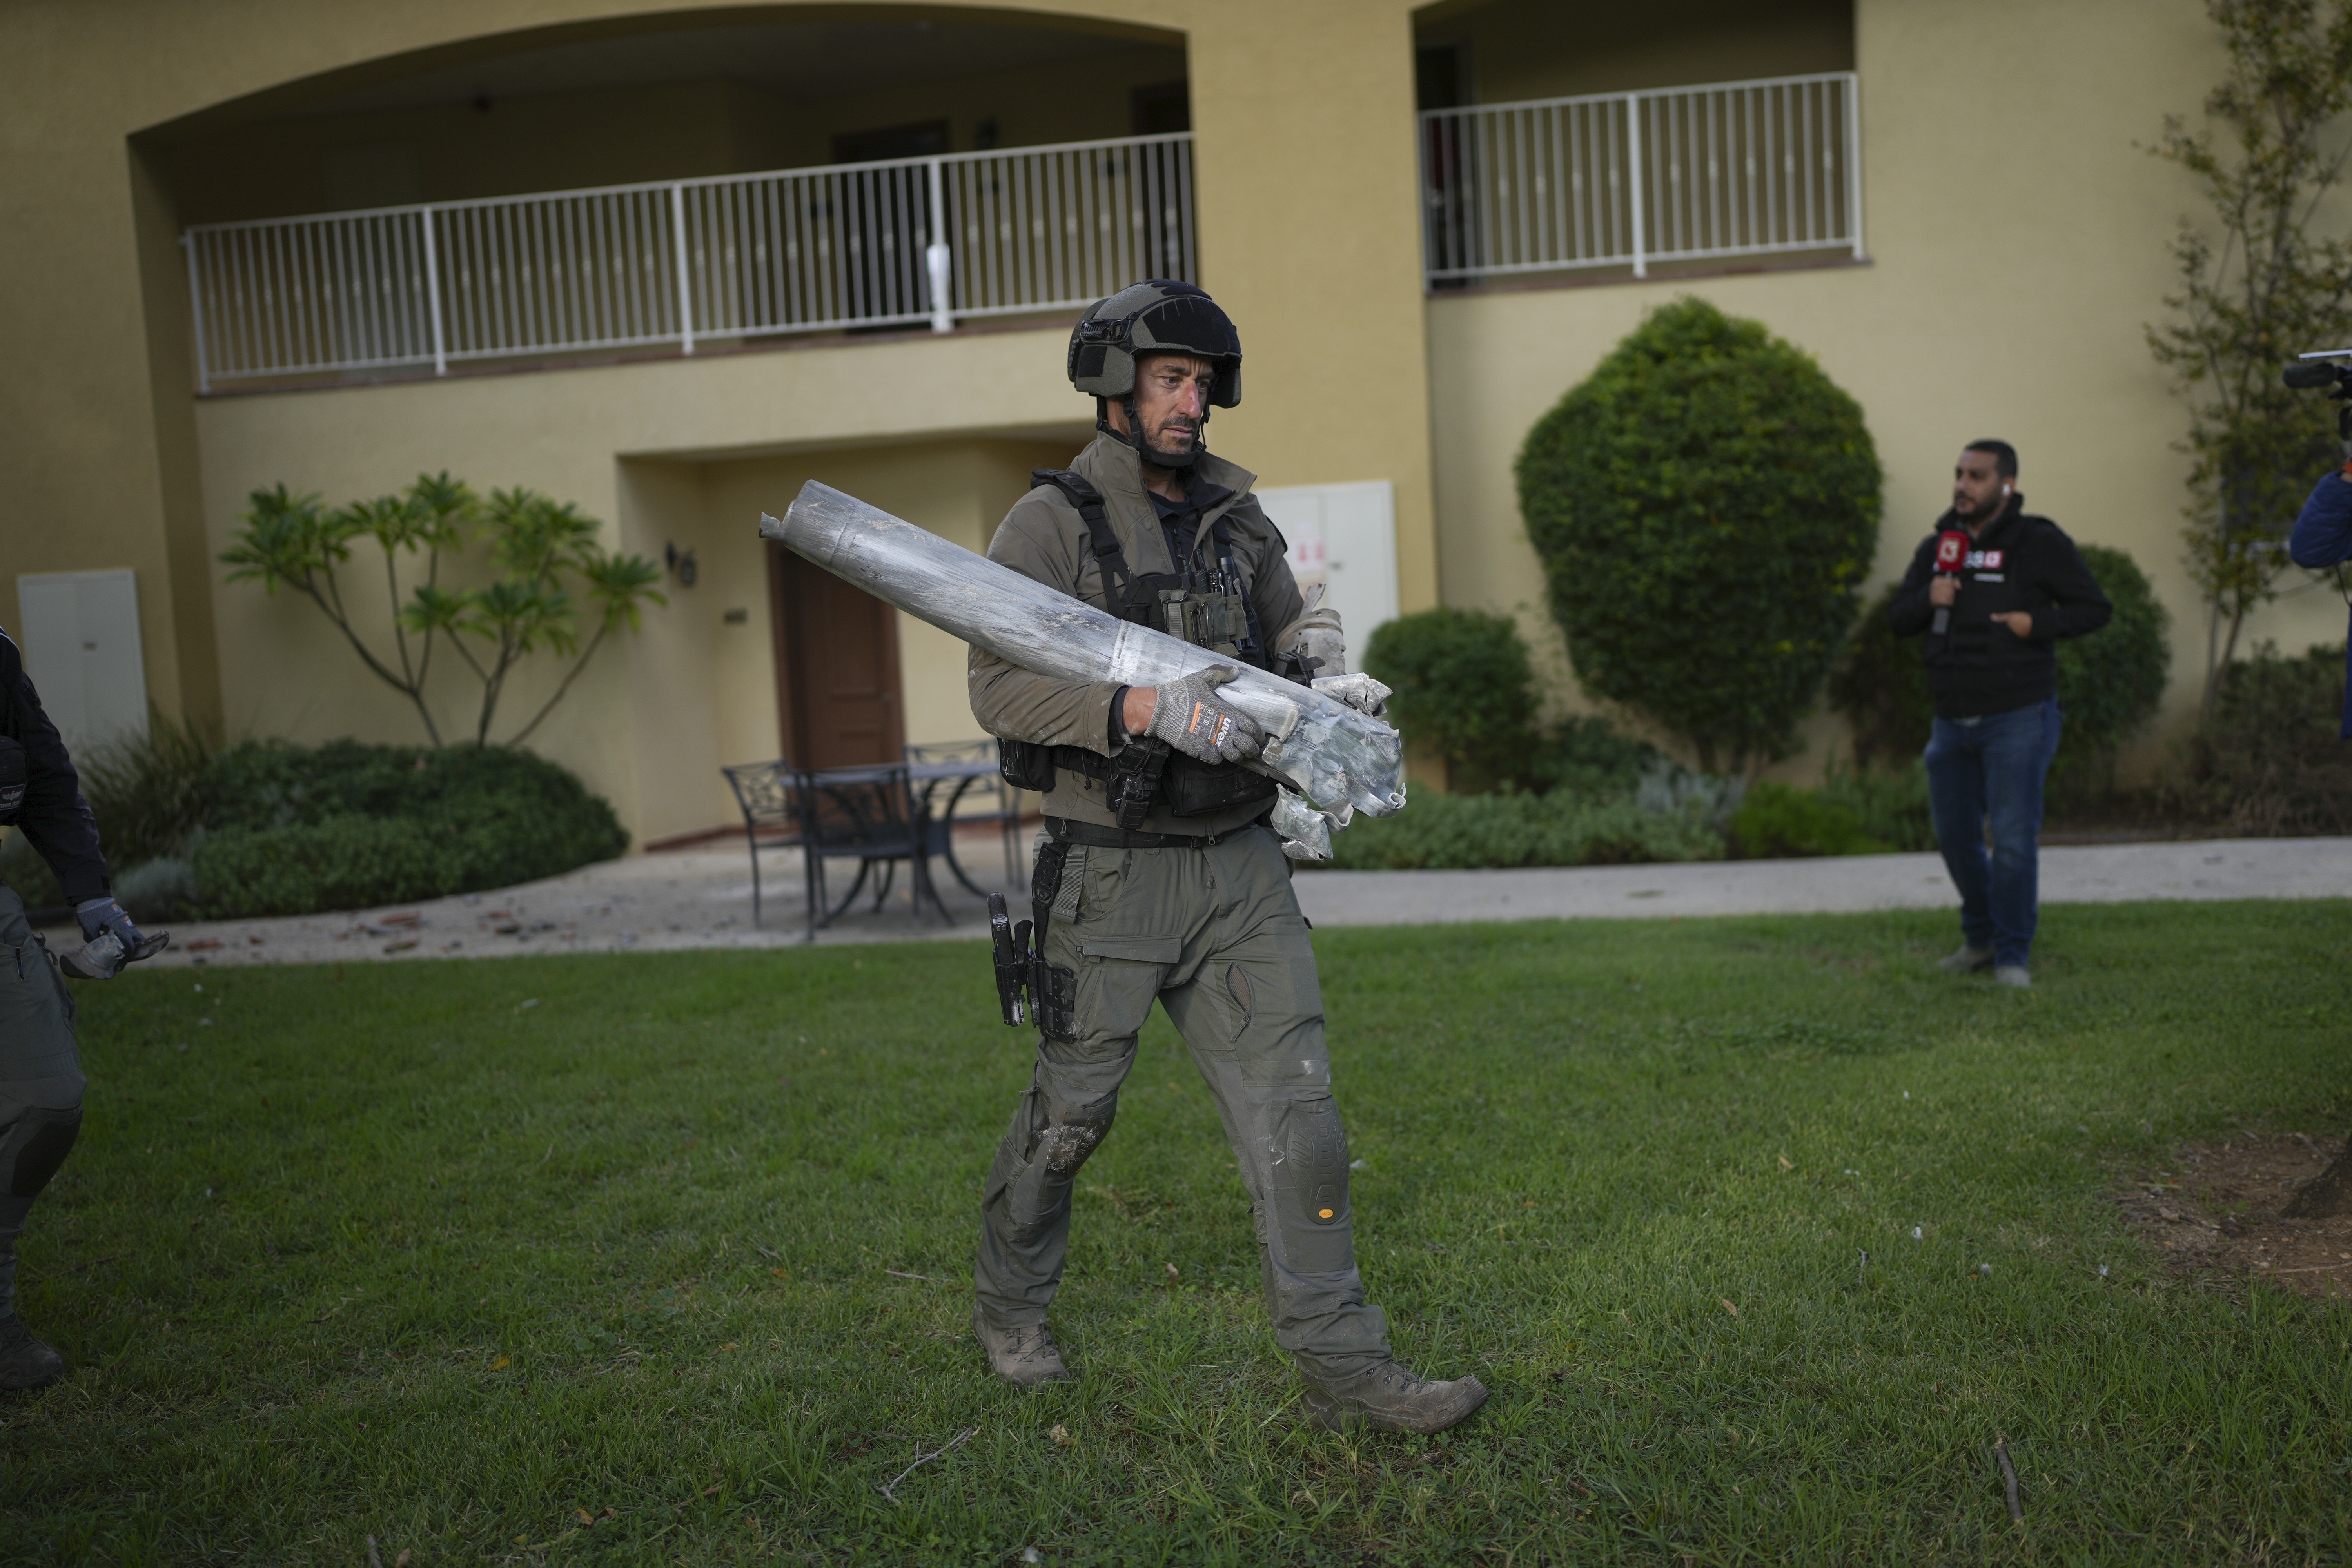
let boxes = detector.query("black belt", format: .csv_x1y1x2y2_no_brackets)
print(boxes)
1044,814,1267,850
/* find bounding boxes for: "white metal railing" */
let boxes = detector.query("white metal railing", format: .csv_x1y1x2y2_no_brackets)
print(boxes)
182,132,1196,390
1418,72,1861,285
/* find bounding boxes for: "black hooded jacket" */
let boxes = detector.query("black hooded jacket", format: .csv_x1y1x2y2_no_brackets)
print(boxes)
0,627,111,906
1886,495,2112,720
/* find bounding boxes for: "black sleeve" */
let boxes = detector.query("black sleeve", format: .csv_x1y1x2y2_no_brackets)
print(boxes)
2029,526,2113,642
1,635,111,906
1885,535,1942,639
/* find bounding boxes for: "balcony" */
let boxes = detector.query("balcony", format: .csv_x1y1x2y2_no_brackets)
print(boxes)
181,132,1196,391
1418,72,1862,287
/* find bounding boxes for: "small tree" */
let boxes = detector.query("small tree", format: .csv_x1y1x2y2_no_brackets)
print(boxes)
223,474,664,748
2147,0,2352,708
1517,297,1882,773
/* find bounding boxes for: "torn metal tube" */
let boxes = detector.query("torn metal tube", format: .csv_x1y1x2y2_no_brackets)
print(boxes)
761,482,1406,818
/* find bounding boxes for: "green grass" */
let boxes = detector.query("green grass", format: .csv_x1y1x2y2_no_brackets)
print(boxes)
4,903,2349,1565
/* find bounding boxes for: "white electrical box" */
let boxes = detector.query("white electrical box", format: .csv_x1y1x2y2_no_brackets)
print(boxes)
13,570,148,753
1254,480,1400,660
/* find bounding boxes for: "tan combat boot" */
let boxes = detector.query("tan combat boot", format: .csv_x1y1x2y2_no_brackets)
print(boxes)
973,1304,1072,1385
1299,1360,1487,1434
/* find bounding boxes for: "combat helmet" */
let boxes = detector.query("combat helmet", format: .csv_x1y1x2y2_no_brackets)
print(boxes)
1067,280,1241,466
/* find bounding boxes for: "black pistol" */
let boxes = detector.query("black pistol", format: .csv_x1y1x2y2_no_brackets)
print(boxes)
987,893,1029,1026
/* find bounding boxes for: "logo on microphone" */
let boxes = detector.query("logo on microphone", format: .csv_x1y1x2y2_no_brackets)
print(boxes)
1935,531,1969,572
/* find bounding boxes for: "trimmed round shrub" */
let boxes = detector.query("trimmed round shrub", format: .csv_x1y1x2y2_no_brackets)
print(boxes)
2051,544,2171,791
191,740,627,917
1362,608,1540,791
1517,297,1882,772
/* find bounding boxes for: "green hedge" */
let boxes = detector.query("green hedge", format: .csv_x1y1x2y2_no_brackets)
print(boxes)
1325,789,1723,871
2170,641,2352,834
1729,782,1890,858
189,741,627,918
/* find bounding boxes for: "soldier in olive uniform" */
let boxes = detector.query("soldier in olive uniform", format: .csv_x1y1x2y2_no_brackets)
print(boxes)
1,626,168,1391
967,281,1485,1434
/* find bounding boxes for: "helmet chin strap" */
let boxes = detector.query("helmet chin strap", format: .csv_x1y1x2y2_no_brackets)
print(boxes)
1098,395,1208,470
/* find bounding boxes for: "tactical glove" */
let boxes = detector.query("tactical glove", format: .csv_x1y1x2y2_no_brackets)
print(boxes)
61,897,169,980
1147,666,1265,765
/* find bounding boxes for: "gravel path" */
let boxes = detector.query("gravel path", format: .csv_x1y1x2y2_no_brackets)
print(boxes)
79,832,2352,971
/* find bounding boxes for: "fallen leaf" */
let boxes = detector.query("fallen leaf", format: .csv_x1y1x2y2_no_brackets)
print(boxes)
381,911,422,926
488,1355,510,1370
771,1267,788,1278
1720,1299,1739,1317
395,1553,412,1568
1049,1424,1073,1446
1164,1261,1180,1284
722,1342,739,1352
383,939,419,953
1777,1153,1793,1171
575,1509,593,1524
186,938,221,951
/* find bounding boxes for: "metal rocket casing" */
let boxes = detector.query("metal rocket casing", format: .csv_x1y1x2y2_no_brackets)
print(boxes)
760,481,1407,818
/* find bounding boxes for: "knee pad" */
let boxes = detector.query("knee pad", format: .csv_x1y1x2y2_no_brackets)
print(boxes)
1028,1097,1116,1176
1273,1095,1350,1227
1,1107,82,1200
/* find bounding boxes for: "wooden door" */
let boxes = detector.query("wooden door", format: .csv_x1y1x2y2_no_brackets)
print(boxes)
767,543,904,769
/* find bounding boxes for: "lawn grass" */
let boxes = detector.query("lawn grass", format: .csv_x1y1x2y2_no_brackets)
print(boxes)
3,901,2348,1565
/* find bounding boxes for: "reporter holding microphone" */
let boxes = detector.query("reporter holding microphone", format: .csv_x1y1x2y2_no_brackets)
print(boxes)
1887,442,2111,988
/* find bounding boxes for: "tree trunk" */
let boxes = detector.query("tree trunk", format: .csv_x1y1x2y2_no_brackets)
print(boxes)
2283,1137,2352,1218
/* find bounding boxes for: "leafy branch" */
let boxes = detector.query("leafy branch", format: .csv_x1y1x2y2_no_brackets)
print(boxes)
2147,0,2352,707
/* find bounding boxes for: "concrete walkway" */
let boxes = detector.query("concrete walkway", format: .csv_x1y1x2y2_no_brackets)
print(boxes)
100,833,2352,970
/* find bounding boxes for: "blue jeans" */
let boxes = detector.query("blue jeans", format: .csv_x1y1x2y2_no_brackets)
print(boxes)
1923,699,2062,969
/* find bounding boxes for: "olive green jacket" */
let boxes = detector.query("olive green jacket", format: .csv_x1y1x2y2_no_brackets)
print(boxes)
968,432,1305,836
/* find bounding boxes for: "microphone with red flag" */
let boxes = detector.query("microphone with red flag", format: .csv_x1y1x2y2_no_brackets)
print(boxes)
1929,529,1970,635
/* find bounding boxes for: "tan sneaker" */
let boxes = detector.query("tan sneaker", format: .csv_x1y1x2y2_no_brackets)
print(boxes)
1299,1361,1487,1434
1994,964,2031,989
1939,944,1996,974
973,1304,1072,1385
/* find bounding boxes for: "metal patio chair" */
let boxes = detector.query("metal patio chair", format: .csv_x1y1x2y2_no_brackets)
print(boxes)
720,760,807,929
797,762,951,942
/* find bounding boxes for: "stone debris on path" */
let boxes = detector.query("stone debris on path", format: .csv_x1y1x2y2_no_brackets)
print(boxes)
59,834,2352,970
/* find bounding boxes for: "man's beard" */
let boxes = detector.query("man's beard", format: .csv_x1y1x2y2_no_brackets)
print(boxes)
1144,421,1203,467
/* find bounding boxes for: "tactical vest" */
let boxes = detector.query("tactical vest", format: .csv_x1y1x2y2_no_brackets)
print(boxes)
1002,468,1296,818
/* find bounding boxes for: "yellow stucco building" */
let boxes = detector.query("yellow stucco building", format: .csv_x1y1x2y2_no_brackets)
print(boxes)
4,0,2334,847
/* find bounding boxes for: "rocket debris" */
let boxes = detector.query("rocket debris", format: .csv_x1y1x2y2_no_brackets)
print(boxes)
762,483,1407,822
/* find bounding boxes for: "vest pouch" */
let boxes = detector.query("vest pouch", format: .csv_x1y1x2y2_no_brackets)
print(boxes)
1000,739,1057,793
0,735,25,822
1162,754,1278,817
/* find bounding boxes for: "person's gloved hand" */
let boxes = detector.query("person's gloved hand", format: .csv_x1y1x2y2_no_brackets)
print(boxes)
60,897,169,980
1312,672,1392,717
1147,666,1265,765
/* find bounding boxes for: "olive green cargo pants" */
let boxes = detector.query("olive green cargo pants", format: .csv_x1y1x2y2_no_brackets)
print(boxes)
0,881,87,1319
974,824,1394,1382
